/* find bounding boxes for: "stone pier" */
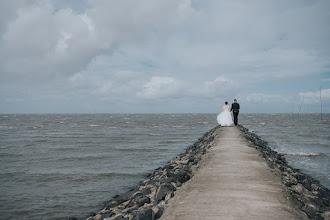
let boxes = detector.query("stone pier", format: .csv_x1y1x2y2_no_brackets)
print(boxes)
85,125,330,220
159,126,308,220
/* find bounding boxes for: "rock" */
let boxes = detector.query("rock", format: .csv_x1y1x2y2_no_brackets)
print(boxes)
140,187,152,196
100,210,114,219
88,212,96,217
105,190,135,209
112,215,129,220
283,176,297,187
302,204,320,219
132,209,153,220
135,195,151,207
105,200,119,209
93,214,101,220
155,184,176,203
176,168,191,183
153,206,164,219
126,205,139,213
322,211,330,220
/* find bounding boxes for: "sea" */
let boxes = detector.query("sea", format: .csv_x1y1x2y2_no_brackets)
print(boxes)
0,113,329,220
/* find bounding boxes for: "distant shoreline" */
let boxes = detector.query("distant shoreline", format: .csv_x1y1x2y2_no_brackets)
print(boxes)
1,113,330,115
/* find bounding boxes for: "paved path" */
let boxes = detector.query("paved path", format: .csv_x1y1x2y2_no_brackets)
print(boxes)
160,126,308,220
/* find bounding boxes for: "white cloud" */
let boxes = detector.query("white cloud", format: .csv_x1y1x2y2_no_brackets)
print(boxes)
0,0,195,77
1,2,102,76
245,93,287,104
299,89,330,104
1,0,330,113
201,76,239,97
137,76,183,99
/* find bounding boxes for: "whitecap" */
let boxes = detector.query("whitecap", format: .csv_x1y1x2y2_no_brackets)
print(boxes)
149,133,161,136
88,124,99,127
282,152,322,157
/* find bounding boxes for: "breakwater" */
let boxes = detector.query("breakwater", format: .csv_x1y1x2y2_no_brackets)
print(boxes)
75,125,330,220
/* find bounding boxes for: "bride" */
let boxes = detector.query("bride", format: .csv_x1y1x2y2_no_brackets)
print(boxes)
217,101,234,126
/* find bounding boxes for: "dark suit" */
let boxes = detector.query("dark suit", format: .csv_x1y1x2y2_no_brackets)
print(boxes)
231,102,240,125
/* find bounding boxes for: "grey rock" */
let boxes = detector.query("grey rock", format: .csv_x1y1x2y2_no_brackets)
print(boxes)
113,215,129,220
154,206,164,219
155,184,176,203
140,187,152,196
132,209,153,220
100,210,114,219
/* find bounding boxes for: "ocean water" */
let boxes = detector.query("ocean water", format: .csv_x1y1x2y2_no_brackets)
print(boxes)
240,114,330,189
0,114,329,219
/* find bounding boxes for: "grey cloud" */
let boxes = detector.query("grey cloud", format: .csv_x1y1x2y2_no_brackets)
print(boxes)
0,0,195,79
1,0,329,113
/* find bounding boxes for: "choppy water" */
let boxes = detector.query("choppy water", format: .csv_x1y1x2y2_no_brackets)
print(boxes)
240,114,330,189
0,114,329,220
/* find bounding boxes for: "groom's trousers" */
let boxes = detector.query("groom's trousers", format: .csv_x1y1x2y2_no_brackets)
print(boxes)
233,111,239,125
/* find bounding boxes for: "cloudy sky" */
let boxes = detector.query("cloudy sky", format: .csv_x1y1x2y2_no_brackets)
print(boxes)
0,0,329,113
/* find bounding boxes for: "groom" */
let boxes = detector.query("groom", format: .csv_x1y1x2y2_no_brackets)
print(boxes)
231,99,240,125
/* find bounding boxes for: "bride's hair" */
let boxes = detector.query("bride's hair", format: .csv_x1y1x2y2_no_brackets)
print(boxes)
225,101,228,105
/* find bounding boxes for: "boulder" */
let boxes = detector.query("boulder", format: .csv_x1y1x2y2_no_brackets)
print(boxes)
155,184,176,203
132,209,153,220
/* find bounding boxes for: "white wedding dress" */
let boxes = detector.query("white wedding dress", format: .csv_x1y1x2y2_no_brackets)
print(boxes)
217,105,234,126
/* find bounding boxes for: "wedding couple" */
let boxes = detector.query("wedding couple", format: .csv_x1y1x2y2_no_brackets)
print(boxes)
217,99,240,126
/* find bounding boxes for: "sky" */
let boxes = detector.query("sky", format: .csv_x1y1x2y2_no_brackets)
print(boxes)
0,0,330,114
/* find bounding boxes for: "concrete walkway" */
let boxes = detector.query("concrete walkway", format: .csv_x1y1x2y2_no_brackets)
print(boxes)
160,126,308,220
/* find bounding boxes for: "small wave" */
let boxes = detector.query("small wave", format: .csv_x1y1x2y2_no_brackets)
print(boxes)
282,152,323,157
88,124,99,127
27,126,43,129
31,172,144,183
149,133,161,136
0,126,15,130
57,154,109,162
